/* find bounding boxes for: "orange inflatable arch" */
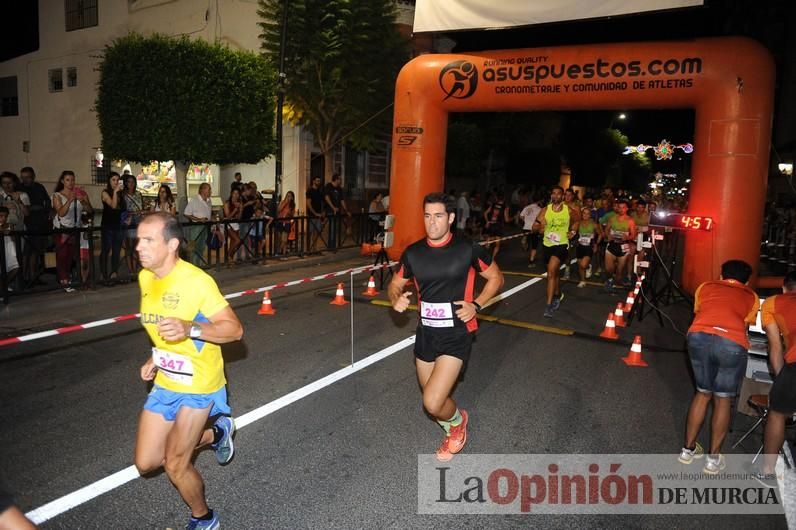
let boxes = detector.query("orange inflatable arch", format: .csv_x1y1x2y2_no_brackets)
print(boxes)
388,37,774,293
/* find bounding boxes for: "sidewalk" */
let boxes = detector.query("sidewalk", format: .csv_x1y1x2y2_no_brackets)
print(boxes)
0,248,371,338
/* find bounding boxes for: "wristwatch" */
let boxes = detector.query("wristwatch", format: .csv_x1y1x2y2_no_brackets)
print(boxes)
189,322,202,339
472,301,482,313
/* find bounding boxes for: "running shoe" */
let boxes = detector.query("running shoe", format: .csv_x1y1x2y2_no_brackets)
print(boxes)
447,409,469,454
677,442,704,464
586,265,592,279
702,454,725,475
562,267,571,280
577,281,586,288
543,304,554,318
436,434,453,462
212,416,235,465
605,278,614,294
186,511,220,530
551,293,564,311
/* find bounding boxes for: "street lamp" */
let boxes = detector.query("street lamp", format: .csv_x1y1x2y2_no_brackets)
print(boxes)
609,112,627,129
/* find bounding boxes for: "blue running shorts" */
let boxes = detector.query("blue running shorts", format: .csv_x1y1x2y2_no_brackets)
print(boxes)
144,385,231,422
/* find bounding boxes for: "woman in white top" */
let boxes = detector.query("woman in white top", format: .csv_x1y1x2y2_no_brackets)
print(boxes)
0,172,30,230
52,170,93,292
150,184,177,215
368,191,385,243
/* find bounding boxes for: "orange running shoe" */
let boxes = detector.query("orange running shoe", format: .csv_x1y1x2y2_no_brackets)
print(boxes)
447,409,469,455
435,434,453,462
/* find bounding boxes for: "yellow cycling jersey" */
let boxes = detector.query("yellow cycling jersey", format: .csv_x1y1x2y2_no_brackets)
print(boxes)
139,259,229,394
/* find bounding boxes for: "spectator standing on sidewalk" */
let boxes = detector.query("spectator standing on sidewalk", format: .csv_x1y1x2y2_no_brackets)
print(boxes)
150,184,176,215
368,191,385,242
678,260,759,475
324,173,350,250
0,207,20,292
184,183,213,267
456,192,470,236
238,183,258,256
223,188,243,263
306,176,325,252
0,172,29,234
276,191,296,255
19,167,51,285
122,174,144,279
230,172,244,195
99,172,125,285
52,171,92,292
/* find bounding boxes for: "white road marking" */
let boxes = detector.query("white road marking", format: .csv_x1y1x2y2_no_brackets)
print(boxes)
25,267,551,524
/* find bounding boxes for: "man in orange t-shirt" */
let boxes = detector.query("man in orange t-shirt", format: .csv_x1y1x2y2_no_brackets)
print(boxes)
759,271,796,481
678,260,759,475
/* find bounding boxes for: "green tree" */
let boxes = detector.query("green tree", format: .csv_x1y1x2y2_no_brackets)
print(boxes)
258,0,408,180
559,124,650,188
96,33,276,202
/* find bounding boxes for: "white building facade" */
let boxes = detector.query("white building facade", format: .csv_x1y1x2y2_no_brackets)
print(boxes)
0,0,313,210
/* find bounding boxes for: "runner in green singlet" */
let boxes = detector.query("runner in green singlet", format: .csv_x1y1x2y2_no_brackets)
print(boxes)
604,198,637,294
534,186,578,318
575,207,603,288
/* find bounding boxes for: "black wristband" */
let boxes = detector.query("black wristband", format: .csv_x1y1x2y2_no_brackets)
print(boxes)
472,301,482,312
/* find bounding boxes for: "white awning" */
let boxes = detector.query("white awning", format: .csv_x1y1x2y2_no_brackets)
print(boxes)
413,0,704,33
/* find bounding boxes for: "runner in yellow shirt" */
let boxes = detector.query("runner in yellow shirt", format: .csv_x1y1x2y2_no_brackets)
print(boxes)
133,212,243,530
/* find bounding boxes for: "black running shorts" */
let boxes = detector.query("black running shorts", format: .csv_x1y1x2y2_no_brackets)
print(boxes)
769,362,796,414
485,224,503,237
607,241,629,258
576,244,594,259
543,244,568,265
414,325,473,363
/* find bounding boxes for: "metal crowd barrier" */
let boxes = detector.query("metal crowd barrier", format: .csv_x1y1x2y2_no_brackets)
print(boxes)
0,212,385,304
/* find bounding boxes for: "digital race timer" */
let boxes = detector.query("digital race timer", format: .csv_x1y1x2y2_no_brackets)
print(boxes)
676,214,714,231
651,212,715,231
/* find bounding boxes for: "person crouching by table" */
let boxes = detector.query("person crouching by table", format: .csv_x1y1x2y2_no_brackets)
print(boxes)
678,260,759,474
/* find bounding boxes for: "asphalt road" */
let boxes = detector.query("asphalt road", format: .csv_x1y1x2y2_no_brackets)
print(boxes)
0,242,790,529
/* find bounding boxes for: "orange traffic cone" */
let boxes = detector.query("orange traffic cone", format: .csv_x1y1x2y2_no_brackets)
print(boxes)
257,291,276,315
600,313,619,340
614,303,627,327
623,291,635,313
362,275,379,297
330,282,349,305
622,335,648,367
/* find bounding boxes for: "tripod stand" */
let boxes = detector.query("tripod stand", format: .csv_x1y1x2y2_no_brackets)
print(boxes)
372,233,394,290
634,227,694,326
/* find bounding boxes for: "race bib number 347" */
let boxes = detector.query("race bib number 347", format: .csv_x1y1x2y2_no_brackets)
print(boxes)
152,347,194,385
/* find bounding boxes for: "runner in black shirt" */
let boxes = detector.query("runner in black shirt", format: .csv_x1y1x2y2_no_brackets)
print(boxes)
389,192,503,461
483,192,511,259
